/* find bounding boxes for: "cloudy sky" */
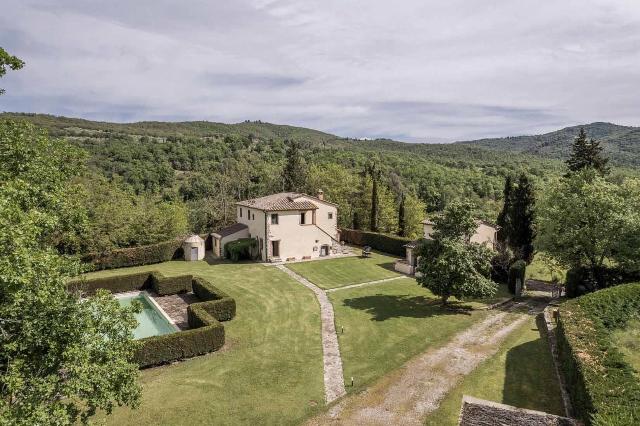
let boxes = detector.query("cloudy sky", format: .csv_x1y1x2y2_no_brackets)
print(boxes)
1,0,639,141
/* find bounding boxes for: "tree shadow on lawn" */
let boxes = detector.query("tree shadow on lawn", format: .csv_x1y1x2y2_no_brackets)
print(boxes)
342,294,473,321
502,314,562,414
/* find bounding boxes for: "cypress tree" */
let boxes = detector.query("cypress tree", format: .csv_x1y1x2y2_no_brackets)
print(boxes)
512,173,536,263
282,140,307,191
370,168,379,232
496,175,514,245
398,193,406,237
566,128,609,176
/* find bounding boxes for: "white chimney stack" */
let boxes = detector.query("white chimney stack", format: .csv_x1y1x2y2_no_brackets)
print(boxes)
317,189,324,200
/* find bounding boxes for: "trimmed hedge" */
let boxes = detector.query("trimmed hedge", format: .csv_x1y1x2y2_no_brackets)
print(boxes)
82,238,184,270
68,271,192,296
508,260,526,294
339,228,412,257
68,271,235,368
556,283,640,425
224,238,258,261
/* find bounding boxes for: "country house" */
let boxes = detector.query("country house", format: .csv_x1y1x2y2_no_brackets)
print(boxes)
212,191,340,262
395,218,498,275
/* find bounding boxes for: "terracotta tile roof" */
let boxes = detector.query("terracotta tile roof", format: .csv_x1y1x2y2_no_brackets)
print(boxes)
211,222,248,238
236,192,319,211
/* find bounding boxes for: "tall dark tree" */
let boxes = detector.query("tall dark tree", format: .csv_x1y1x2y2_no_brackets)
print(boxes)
367,162,380,232
496,175,514,245
511,173,536,263
398,193,406,237
0,47,24,95
566,128,609,176
281,140,307,191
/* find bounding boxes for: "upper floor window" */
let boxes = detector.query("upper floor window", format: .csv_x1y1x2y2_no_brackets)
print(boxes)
239,208,243,218
252,213,255,220
300,211,306,225
247,209,251,220
271,213,279,225
328,212,333,220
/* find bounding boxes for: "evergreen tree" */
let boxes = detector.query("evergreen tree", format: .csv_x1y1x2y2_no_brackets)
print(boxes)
566,128,609,176
398,193,406,237
496,175,514,245
512,173,536,263
367,163,380,232
281,140,307,191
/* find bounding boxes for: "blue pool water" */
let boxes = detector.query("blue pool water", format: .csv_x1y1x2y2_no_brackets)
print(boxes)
117,293,177,340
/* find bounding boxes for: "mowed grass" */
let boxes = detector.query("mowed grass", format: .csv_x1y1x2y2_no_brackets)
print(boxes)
425,315,565,425
286,251,401,289
526,253,567,283
329,278,495,392
611,319,640,375
87,261,325,426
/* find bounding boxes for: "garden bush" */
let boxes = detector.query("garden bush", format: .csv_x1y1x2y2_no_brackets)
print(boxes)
340,228,412,257
82,238,184,270
224,238,258,261
565,265,640,298
69,271,192,296
192,277,236,321
151,273,192,296
508,260,526,294
556,283,640,425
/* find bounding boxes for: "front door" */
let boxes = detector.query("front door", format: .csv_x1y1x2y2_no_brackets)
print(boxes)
191,246,198,259
271,240,280,258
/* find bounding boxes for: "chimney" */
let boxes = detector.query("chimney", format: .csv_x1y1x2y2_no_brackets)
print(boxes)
316,189,324,200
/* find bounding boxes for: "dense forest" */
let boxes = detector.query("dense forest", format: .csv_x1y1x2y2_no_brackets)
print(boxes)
1,112,637,255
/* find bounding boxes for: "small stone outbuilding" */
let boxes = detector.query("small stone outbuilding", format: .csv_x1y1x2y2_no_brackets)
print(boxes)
183,235,205,261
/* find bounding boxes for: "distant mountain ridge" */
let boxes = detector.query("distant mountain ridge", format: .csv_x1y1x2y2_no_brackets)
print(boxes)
457,122,640,167
2,113,639,168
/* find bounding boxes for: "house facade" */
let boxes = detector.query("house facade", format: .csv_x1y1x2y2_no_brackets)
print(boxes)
213,191,339,262
395,218,498,275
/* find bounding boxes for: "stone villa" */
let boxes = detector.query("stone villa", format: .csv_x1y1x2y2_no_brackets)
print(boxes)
212,191,340,262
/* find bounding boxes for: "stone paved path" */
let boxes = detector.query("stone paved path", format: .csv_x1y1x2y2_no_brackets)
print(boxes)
276,265,347,404
325,276,406,293
151,292,199,330
308,298,549,425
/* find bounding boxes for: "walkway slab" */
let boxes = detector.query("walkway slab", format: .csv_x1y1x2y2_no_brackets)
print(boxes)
277,265,347,403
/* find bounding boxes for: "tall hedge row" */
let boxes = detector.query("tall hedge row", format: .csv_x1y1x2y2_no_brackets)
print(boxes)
556,283,640,425
68,271,192,296
82,239,184,270
340,228,412,257
68,271,235,368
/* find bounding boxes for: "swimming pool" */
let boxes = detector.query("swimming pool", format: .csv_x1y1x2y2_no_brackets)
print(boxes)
116,291,178,340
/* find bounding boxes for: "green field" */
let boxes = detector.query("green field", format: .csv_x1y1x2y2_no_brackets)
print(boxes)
526,253,567,283
612,319,640,375
425,315,565,425
90,261,325,425
286,251,401,289
329,278,501,392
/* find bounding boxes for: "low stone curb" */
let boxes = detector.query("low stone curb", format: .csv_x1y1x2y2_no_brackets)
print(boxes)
541,306,574,419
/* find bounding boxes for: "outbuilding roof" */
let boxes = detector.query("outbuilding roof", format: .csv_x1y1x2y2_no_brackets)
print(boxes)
236,192,321,211
184,234,205,243
211,222,248,238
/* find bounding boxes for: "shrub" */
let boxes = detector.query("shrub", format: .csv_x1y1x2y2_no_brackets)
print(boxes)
508,260,526,294
340,228,412,257
151,274,192,296
192,277,236,321
565,265,640,298
556,283,640,425
224,238,258,261
81,238,184,270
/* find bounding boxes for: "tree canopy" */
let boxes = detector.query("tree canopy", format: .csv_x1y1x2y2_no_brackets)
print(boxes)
566,128,610,176
0,120,141,424
0,47,24,95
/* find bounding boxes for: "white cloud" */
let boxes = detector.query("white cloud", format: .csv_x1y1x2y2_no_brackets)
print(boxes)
1,0,640,141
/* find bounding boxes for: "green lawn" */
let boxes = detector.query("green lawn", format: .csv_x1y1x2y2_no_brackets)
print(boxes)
329,278,499,392
612,319,640,375
89,261,325,425
526,253,567,283
286,251,401,289
425,315,565,425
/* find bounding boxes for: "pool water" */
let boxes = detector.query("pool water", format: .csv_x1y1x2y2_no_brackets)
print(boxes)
117,292,178,340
